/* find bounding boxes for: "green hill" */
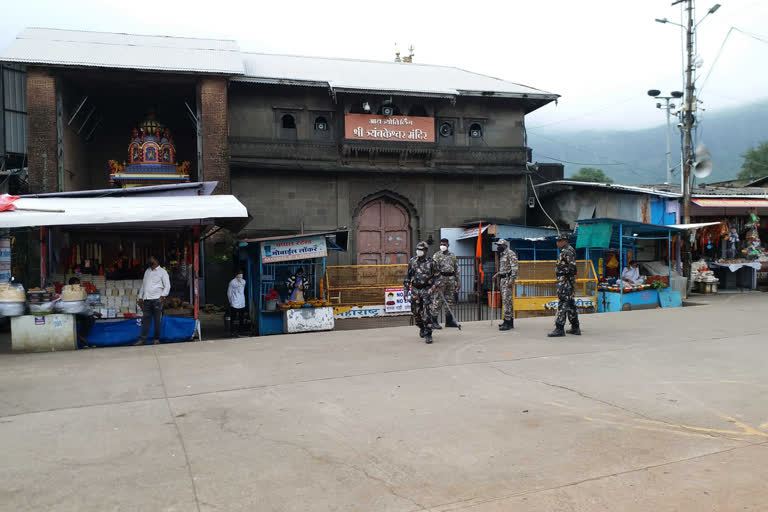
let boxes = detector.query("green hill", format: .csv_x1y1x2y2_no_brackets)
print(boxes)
528,99,768,184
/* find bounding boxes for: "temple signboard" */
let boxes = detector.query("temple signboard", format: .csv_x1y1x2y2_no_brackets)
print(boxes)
344,114,435,143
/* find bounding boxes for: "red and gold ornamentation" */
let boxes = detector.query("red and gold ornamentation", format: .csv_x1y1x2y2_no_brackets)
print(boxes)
108,112,191,187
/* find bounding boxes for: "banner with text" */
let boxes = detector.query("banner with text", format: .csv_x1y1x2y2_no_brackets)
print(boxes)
344,114,435,143
385,287,411,313
261,236,328,263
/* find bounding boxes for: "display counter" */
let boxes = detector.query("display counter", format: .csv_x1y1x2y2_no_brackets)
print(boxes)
283,307,334,334
11,314,76,352
710,261,760,290
598,289,659,312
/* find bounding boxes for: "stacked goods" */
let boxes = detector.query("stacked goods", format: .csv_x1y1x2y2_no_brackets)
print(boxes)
27,287,57,313
279,299,331,310
101,279,142,318
0,283,26,302
0,283,27,317
61,284,87,302
27,288,55,303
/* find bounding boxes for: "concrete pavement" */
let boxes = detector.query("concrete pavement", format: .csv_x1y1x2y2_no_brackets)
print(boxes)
1,293,767,511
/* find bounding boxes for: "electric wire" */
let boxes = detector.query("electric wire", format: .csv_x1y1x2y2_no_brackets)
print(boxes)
527,173,560,236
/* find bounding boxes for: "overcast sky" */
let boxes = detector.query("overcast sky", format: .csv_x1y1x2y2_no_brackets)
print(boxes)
2,0,767,132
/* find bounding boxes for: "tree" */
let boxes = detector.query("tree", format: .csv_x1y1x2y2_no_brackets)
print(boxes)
568,167,614,183
737,141,768,181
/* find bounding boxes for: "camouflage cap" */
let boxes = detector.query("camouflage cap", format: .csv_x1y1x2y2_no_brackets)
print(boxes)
416,241,429,250
496,238,508,245
556,233,569,241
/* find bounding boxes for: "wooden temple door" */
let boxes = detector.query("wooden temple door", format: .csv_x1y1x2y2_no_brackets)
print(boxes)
356,199,410,265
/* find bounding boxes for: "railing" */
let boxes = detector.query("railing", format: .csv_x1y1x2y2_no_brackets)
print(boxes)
325,264,407,306
512,260,598,318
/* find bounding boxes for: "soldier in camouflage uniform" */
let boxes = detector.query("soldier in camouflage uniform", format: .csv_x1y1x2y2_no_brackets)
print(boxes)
493,238,518,331
548,233,580,337
430,238,461,329
403,241,439,344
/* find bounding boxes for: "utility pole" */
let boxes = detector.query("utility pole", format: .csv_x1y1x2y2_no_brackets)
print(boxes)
681,0,695,224
648,91,682,184
664,98,673,185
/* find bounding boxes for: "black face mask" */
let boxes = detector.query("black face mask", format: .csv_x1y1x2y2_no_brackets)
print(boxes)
498,245,506,252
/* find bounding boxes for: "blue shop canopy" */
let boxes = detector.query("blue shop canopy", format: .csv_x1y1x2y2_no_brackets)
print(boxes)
576,218,684,249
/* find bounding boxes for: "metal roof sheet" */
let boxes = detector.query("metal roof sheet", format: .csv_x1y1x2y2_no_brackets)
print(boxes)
0,195,248,229
237,52,559,101
535,180,682,198
0,28,244,74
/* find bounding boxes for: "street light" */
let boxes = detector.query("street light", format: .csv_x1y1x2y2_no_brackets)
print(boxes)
696,3,722,27
647,89,684,184
655,18,684,27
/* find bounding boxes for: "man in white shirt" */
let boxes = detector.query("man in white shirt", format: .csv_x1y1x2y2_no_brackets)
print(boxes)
227,270,247,337
621,260,643,285
134,255,171,345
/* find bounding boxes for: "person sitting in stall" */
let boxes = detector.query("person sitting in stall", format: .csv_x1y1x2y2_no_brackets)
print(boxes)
68,277,101,347
286,268,311,302
621,260,644,285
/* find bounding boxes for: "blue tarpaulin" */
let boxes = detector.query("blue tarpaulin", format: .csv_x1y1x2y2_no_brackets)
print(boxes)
82,316,197,347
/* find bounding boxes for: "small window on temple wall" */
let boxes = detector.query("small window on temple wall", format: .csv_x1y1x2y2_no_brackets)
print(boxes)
469,123,483,138
282,114,296,129
408,105,428,117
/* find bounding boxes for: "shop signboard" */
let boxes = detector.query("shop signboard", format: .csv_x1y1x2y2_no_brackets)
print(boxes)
334,305,386,319
344,114,435,143
543,297,595,310
261,236,327,263
0,239,10,283
385,287,411,313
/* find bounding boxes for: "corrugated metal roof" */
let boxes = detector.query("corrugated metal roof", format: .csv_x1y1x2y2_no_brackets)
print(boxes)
0,28,244,75
237,52,559,102
537,180,768,199
535,180,682,198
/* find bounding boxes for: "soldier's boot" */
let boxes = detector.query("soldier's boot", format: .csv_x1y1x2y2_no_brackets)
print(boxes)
499,319,514,331
424,332,433,344
445,313,460,328
567,323,581,335
547,325,566,337
431,319,442,330
419,327,426,338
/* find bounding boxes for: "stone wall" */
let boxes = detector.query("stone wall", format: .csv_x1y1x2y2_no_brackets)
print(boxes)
231,168,527,265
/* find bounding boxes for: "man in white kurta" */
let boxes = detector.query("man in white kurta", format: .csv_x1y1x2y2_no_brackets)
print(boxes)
227,271,247,336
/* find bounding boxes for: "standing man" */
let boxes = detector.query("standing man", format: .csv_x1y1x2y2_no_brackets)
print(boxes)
135,255,171,345
493,238,518,331
403,241,438,344
227,270,247,337
430,238,461,329
548,234,580,337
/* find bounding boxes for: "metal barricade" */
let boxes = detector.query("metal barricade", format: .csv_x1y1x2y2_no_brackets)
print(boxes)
513,260,598,318
325,265,407,305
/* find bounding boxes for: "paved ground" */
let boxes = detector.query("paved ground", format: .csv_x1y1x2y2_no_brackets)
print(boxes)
1,293,767,511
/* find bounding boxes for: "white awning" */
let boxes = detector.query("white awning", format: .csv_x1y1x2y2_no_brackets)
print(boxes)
668,222,723,230
0,195,248,229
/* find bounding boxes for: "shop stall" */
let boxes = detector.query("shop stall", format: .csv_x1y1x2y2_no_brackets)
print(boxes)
576,219,684,312
0,187,248,350
688,199,768,291
238,231,347,336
